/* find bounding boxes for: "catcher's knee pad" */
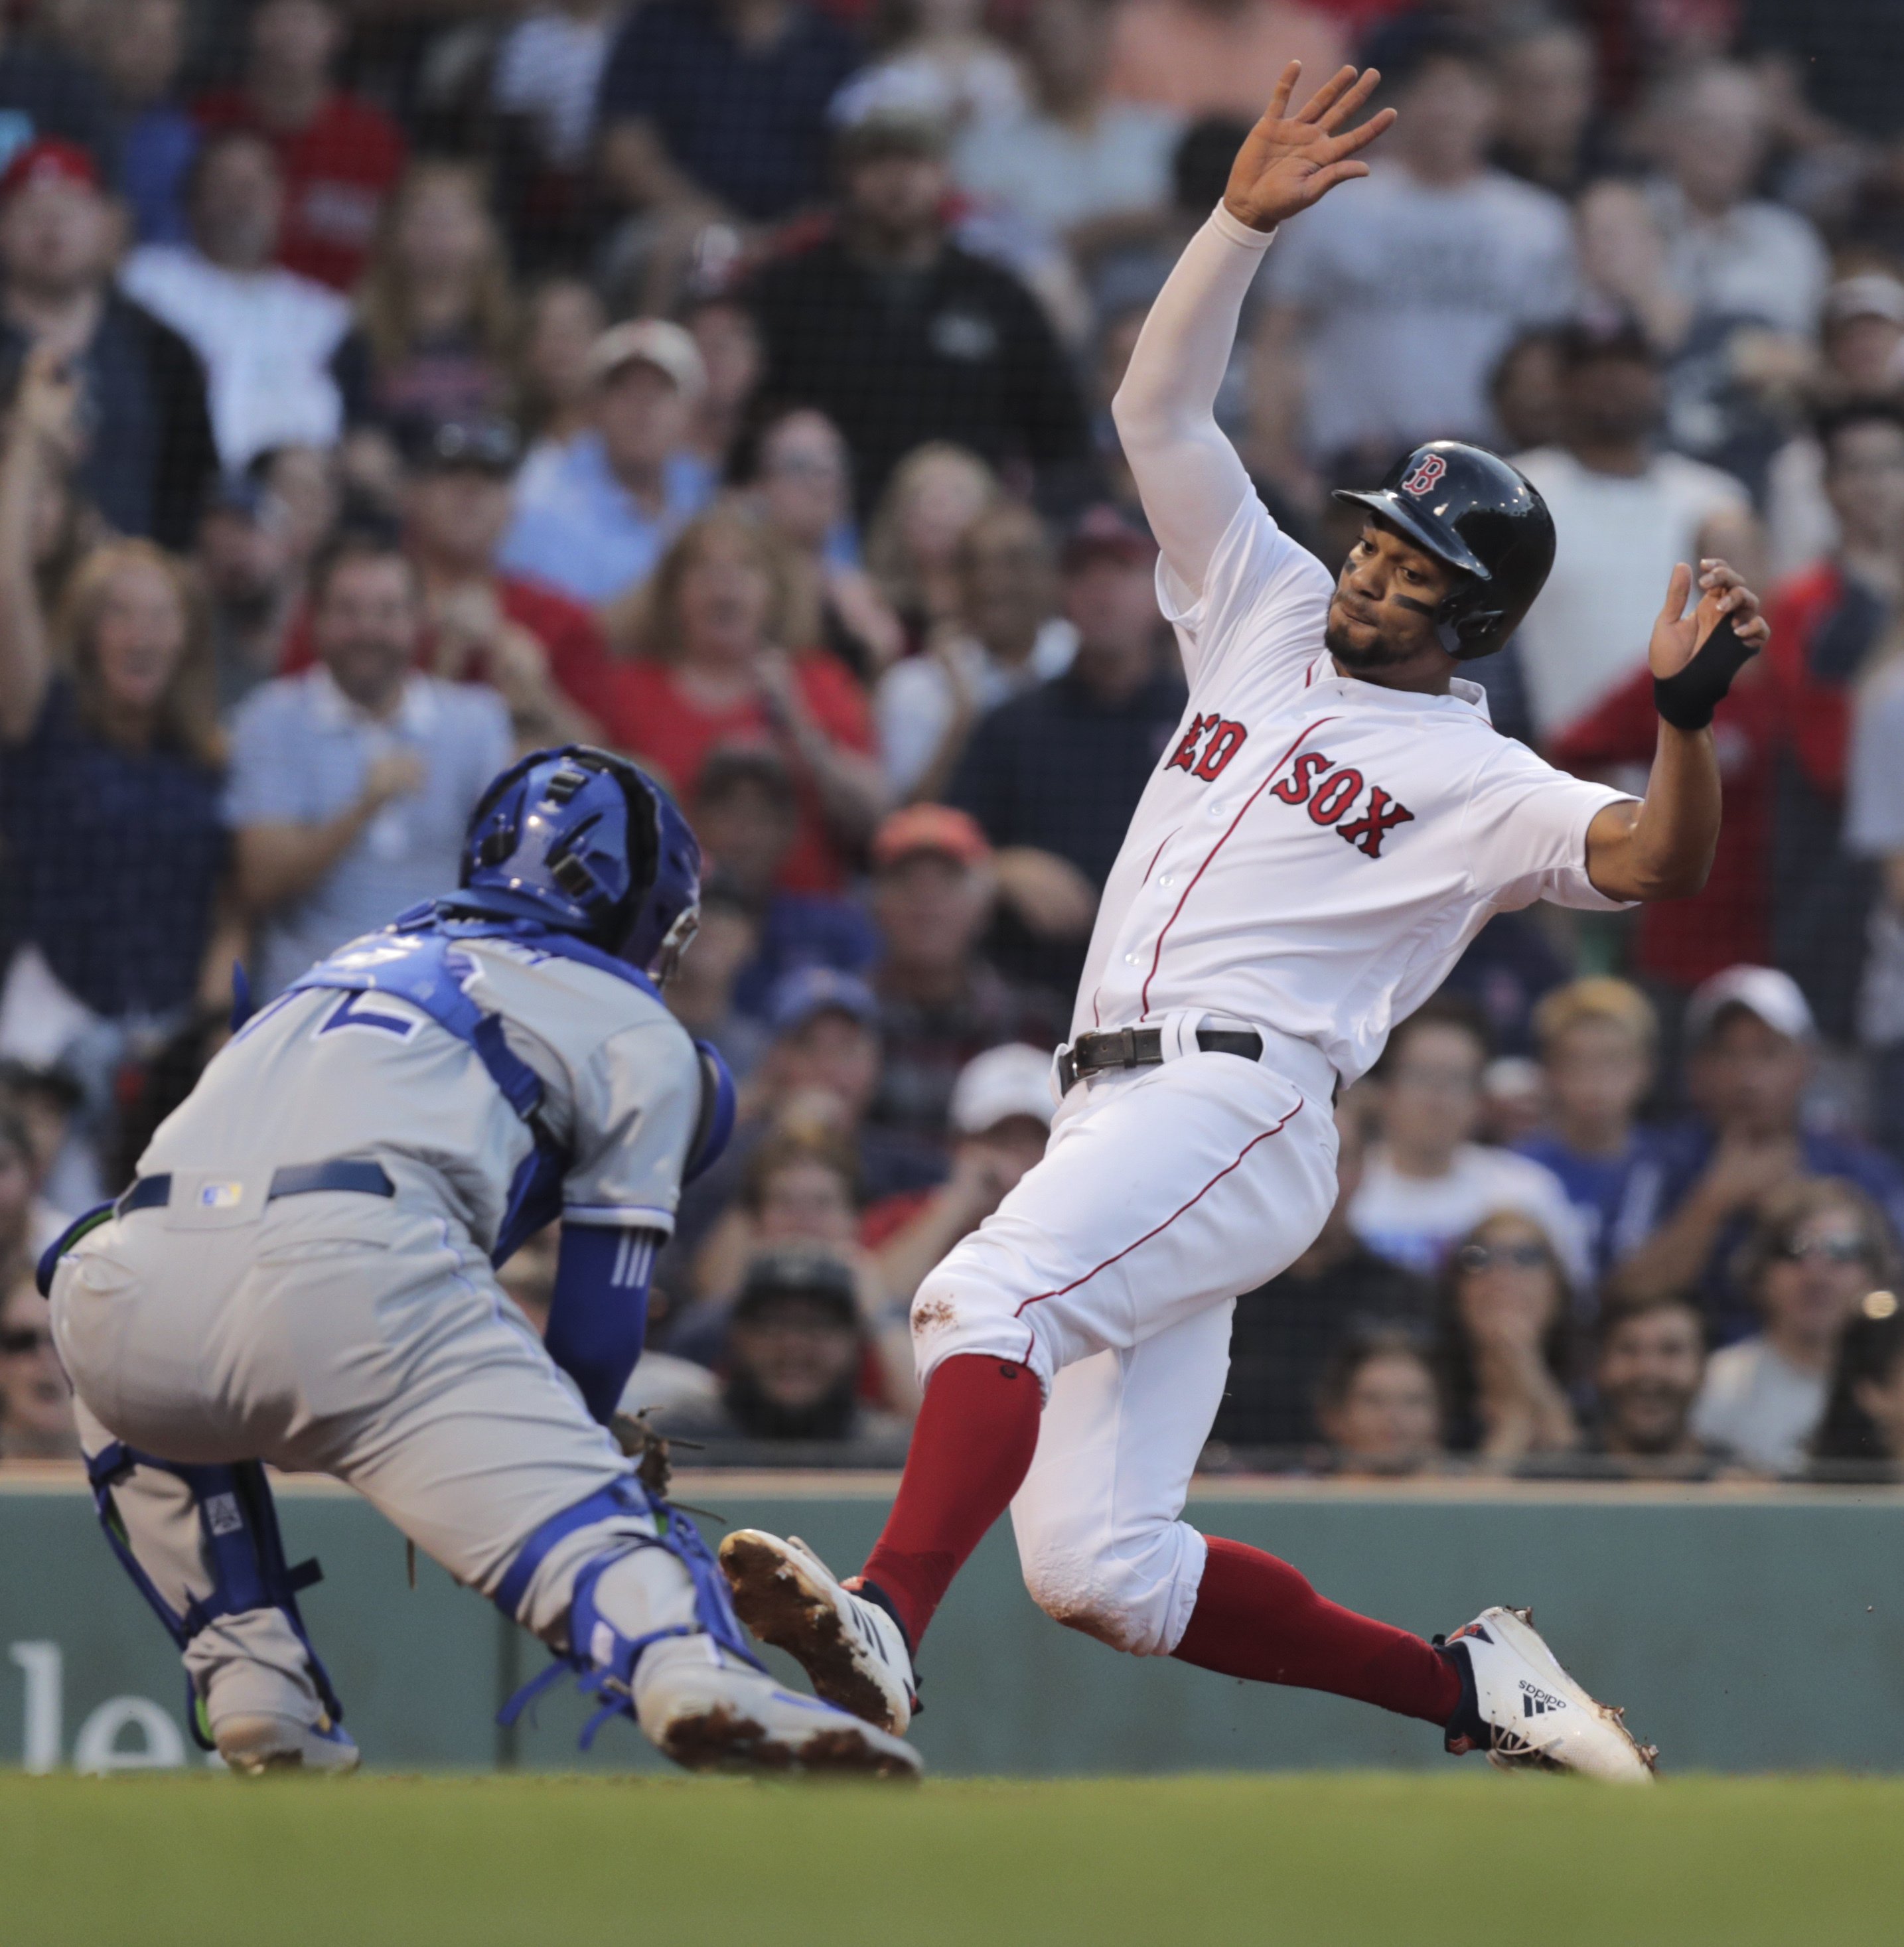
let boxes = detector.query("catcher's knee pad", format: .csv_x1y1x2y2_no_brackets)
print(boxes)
492,1476,762,1748
85,1443,342,1749
1014,1512,1205,1660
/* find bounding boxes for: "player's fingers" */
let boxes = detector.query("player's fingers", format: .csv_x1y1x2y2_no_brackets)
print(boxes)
1659,561,1693,622
1325,106,1398,158
1294,64,1360,124
1317,65,1382,131
1260,60,1301,125
1305,160,1371,198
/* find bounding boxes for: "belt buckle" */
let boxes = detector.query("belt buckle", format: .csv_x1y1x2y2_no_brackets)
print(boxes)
1057,1046,1079,1094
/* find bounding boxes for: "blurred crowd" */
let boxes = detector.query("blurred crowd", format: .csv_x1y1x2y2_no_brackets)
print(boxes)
7,0,1904,1480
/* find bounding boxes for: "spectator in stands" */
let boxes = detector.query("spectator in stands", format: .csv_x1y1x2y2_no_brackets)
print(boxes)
1611,968,1904,1341
952,0,1179,253
119,128,351,470
501,317,715,608
197,471,301,714
731,401,905,681
0,1111,40,1288
690,745,879,1019
101,0,198,246
843,0,1023,137
1765,277,1904,584
658,1250,910,1457
1811,1295,1904,1476
1692,1178,1897,1475
1256,23,1573,496
688,1124,877,1308
1435,1211,1579,1462
1212,1100,1431,1456
1512,321,1755,747
1517,979,1669,1289
227,525,511,998
683,292,762,470
951,504,1184,984
660,871,767,1081
0,348,233,1048
0,7,120,182
603,506,885,893
1579,1295,1718,1474
862,441,1001,654
1489,15,1609,200
596,0,861,228
333,161,518,435
0,139,216,552
865,1040,1051,1310
1313,1329,1443,1479
1105,0,1342,121
194,0,406,293
877,501,1072,801
0,1267,79,1460
1774,404,1904,1042
397,413,609,745
865,802,1062,1145
747,102,1096,517
0,1062,88,1232
489,0,627,188
1351,1003,1588,1290
514,277,605,498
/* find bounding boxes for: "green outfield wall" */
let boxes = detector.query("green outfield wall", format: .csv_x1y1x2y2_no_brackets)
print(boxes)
5,1470,1903,1776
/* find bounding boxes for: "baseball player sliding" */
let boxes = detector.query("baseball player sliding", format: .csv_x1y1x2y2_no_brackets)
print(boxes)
40,748,916,1777
721,64,1768,1780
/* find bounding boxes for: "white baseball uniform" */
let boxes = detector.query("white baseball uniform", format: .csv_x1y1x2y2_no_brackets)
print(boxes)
911,206,1636,1658
48,930,707,1738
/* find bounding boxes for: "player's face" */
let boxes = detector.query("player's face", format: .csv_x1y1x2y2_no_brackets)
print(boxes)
1325,523,1456,674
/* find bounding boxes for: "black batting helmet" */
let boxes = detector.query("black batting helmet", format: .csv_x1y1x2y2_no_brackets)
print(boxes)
1333,441,1556,662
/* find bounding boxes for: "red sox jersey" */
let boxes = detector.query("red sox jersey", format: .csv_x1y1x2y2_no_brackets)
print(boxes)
1074,491,1635,1086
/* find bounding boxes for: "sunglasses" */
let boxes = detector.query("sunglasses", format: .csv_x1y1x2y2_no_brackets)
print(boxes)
0,1325,50,1356
1773,1234,1871,1265
1455,1241,1549,1274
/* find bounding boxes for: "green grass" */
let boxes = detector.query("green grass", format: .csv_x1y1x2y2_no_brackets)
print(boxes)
3,1770,1900,1946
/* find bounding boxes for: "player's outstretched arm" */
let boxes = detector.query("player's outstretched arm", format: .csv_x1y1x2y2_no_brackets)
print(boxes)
1583,559,1769,903
1112,63,1394,598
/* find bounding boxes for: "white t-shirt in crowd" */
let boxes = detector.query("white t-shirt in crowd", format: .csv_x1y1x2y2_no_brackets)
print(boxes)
1262,162,1575,459
1690,1336,1827,1475
953,100,1182,240
119,244,351,469
1646,180,1831,341
492,8,622,168
1070,491,1633,1087
1349,1141,1591,1289
1510,447,1751,739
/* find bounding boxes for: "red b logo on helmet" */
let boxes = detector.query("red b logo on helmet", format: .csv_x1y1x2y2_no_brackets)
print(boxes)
1400,453,1447,496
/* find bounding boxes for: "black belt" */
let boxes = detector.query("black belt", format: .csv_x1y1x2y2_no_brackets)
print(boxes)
1057,1027,1263,1095
116,1160,396,1218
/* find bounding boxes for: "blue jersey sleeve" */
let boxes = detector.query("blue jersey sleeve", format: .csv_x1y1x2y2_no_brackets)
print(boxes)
545,1223,663,1423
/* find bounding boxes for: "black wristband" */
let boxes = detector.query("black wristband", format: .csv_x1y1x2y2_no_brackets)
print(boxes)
1653,614,1757,731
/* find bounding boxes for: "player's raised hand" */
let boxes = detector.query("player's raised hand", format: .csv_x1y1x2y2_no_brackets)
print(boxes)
1648,557,1769,680
1222,62,1396,235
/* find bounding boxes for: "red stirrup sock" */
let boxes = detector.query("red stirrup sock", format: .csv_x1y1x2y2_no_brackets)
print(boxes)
859,1353,1042,1650
1173,1536,1462,1726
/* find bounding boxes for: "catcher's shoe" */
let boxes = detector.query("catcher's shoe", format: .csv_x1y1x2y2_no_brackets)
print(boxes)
719,1530,916,1735
1438,1605,1657,1784
215,1712,361,1776
632,1635,920,1778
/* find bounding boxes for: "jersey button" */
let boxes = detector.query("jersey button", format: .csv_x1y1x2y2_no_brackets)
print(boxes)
1207,801,1226,820
1124,952,1141,966
1157,873,1173,888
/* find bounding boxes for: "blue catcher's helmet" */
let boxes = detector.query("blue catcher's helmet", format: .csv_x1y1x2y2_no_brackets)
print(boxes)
455,746,702,981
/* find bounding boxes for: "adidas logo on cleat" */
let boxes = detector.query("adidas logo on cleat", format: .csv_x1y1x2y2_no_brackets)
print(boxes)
1519,1681,1568,1718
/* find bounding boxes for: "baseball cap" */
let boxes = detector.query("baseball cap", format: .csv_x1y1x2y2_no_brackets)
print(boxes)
1062,504,1153,572
730,1248,859,1327
767,965,879,1037
949,1043,1055,1137
1826,273,1904,330
1684,965,1816,1046
696,741,796,808
828,66,954,160
587,319,706,401
0,138,101,203
871,803,991,873
398,413,522,476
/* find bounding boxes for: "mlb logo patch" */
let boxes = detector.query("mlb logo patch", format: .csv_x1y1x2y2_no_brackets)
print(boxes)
205,1494,244,1537
198,1181,244,1210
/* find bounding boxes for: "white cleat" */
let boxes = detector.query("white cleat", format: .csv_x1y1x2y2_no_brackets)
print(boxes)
1440,1605,1658,1784
214,1713,361,1776
632,1635,920,1778
719,1530,916,1735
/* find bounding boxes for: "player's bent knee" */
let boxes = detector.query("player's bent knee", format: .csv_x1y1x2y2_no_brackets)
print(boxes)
909,1269,1047,1390
1017,1538,1185,1658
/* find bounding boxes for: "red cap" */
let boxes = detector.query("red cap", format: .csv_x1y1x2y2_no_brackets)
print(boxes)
871,802,991,871
0,139,102,204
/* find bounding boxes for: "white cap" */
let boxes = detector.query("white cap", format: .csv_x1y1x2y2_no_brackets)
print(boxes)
949,1044,1055,1137
1685,965,1816,1045
587,318,706,401
1826,273,1904,330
